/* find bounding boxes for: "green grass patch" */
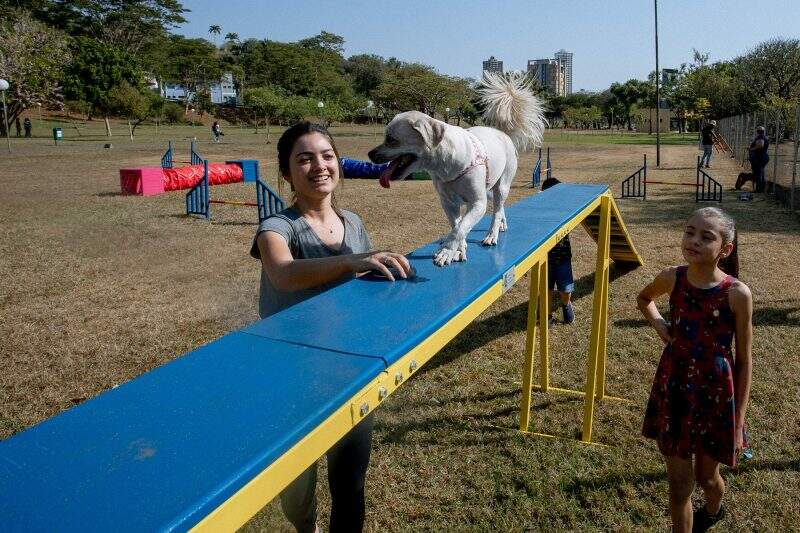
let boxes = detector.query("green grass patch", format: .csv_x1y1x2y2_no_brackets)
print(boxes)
545,131,700,146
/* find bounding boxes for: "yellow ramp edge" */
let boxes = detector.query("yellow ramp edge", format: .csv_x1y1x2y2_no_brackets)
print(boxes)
581,196,644,267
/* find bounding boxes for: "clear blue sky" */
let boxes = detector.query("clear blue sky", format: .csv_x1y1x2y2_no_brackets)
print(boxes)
178,0,800,92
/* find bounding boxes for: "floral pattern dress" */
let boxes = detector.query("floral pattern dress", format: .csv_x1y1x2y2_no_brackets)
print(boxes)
642,266,746,467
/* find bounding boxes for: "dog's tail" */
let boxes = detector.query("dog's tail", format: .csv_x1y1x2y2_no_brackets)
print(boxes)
478,72,547,152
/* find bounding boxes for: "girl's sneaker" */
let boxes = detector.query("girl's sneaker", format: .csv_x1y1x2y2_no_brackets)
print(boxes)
562,302,575,324
692,505,726,532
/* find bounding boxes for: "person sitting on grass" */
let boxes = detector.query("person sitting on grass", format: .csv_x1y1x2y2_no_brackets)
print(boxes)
637,207,752,533
251,121,411,533
540,177,575,324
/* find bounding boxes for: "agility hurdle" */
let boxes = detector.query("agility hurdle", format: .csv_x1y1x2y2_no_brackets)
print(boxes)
620,154,722,202
531,147,552,188
0,184,642,531
161,140,204,169
186,160,285,222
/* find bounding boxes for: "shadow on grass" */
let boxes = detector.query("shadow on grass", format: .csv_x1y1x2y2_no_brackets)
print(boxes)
565,456,800,501
418,265,639,376
753,306,800,327
375,393,582,446
95,191,128,197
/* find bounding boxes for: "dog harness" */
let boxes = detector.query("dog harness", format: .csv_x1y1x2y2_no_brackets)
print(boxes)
455,131,490,183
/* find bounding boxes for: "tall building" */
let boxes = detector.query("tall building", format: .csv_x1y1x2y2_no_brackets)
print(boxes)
527,59,566,96
554,49,573,95
482,56,504,75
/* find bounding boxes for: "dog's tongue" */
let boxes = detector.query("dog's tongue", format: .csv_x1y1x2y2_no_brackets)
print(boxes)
379,160,399,188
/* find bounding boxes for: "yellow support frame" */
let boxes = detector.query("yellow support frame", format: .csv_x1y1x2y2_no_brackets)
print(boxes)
518,193,631,446
191,190,640,531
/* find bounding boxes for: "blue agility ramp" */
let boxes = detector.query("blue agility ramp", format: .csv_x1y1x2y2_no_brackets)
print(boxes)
0,184,642,532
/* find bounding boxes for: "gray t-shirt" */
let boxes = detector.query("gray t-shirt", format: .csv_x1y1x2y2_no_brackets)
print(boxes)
250,207,373,318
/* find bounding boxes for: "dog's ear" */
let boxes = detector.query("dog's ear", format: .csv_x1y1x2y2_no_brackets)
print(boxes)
412,117,446,147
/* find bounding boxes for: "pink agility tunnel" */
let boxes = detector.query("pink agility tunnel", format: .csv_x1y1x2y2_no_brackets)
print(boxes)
120,163,244,196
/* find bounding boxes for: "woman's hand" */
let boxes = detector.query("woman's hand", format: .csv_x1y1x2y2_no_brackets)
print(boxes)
349,251,412,281
654,317,673,344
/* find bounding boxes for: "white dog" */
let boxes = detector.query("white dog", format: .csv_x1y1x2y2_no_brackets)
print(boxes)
368,73,546,266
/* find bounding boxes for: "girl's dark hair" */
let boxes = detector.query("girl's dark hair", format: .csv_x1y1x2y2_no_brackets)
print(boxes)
719,230,739,278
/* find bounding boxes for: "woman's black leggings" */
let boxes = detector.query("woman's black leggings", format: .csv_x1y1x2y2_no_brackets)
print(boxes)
280,413,375,533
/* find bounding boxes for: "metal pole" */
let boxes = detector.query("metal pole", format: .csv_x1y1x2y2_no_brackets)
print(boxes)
771,112,780,195
1,92,10,153
654,0,661,167
791,104,798,213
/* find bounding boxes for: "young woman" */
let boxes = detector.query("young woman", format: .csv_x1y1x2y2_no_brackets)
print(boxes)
251,121,411,532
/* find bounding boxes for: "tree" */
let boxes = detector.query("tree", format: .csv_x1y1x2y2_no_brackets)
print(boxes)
62,36,142,135
609,79,651,130
243,86,285,140
374,63,467,116
32,0,189,56
0,10,71,129
107,80,163,137
344,54,386,97
208,24,221,45
735,38,800,103
193,89,213,117
298,31,345,54
161,35,221,110
224,32,239,43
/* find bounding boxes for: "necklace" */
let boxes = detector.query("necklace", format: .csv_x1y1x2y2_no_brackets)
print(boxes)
306,216,335,234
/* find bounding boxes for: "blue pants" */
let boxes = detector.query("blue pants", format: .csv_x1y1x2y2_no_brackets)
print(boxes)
752,161,768,192
699,145,713,167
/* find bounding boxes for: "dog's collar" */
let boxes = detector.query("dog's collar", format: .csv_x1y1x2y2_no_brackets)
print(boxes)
454,131,489,182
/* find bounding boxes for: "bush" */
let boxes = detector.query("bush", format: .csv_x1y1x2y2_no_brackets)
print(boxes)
163,102,185,124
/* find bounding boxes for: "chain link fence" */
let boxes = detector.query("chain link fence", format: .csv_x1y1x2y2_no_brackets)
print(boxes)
717,104,799,213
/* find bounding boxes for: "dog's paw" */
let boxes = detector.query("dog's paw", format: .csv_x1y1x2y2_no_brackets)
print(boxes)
434,246,466,266
482,232,500,246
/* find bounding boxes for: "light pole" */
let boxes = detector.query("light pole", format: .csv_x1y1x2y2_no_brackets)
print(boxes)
317,101,325,126
0,79,11,153
445,107,450,124
654,0,661,167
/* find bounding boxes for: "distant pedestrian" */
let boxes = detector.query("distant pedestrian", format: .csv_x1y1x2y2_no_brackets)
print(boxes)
211,121,223,142
748,126,769,193
23,117,32,138
699,120,716,168
15,118,21,137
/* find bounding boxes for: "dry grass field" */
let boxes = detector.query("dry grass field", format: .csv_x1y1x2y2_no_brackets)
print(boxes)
1,119,798,531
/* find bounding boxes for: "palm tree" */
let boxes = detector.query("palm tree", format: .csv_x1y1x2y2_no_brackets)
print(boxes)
208,25,221,45
224,32,239,43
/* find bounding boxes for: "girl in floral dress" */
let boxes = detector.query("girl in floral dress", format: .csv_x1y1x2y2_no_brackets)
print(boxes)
638,207,753,533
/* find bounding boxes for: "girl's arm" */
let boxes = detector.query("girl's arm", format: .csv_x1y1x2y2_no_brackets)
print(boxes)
729,281,753,452
636,267,677,344
257,231,411,291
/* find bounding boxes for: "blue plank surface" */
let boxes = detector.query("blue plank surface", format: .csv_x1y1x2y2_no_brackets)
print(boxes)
244,183,607,365
0,332,385,532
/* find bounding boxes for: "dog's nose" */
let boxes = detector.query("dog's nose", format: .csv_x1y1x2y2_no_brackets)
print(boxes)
367,148,378,162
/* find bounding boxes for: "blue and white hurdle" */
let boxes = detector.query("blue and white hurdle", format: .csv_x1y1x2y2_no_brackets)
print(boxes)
531,147,553,188
185,160,285,222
